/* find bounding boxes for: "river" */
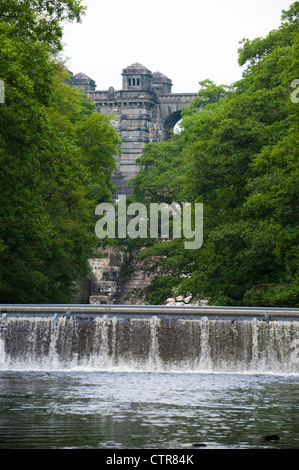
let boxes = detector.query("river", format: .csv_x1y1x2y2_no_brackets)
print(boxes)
0,369,298,449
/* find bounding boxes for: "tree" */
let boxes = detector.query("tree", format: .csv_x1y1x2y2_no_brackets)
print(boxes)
128,3,299,307
0,0,85,53
0,1,121,302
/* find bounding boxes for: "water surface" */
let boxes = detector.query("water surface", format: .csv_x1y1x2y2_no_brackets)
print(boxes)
0,370,298,449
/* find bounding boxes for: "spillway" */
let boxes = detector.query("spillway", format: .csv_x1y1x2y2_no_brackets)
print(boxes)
1,305,299,374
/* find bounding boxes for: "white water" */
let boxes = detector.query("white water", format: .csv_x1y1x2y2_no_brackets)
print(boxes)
1,314,299,375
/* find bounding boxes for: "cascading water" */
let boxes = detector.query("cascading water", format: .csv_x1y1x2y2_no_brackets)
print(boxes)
1,310,299,374
148,316,162,369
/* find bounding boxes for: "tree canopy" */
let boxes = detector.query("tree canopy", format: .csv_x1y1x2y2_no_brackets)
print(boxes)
127,2,299,307
0,0,121,302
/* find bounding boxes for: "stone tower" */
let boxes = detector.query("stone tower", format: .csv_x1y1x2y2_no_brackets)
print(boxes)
72,63,197,197
122,62,153,92
72,72,96,92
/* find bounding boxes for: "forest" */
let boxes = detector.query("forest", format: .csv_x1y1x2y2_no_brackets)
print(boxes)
0,1,298,307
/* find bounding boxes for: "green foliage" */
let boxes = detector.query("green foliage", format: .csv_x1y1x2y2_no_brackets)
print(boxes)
131,138,185,204
128,3,299,307
238,1,298,68
74,111,121,202
0,0,85,53
0,1,120,302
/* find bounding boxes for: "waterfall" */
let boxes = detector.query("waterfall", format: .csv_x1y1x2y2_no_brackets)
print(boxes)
1,311,299,374
148,316,162,370
199,316,212,370
0,313,7,366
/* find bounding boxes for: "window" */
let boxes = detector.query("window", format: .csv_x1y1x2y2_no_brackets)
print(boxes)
128,77,140,87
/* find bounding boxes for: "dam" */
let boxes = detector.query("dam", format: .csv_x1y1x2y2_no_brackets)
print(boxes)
1,305,299,374
1,304,299,449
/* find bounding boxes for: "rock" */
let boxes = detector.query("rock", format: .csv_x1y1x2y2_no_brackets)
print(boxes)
192,443,207,447
259,434,280,441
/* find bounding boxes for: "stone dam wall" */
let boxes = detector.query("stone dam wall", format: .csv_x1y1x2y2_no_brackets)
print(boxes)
1,305,299,374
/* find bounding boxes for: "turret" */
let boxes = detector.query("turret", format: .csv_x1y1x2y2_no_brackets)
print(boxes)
72,72,96,92
122,62,153,92
152,71,172,94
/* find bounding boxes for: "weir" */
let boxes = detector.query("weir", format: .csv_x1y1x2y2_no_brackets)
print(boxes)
1,305,299,374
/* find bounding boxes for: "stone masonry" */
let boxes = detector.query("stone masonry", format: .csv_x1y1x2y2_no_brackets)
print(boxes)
69,65,197,304
88,250,151,305
71,63,197,197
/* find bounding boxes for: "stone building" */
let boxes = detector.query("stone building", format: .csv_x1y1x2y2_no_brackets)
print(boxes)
71,63,197,197
70,64,197,304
